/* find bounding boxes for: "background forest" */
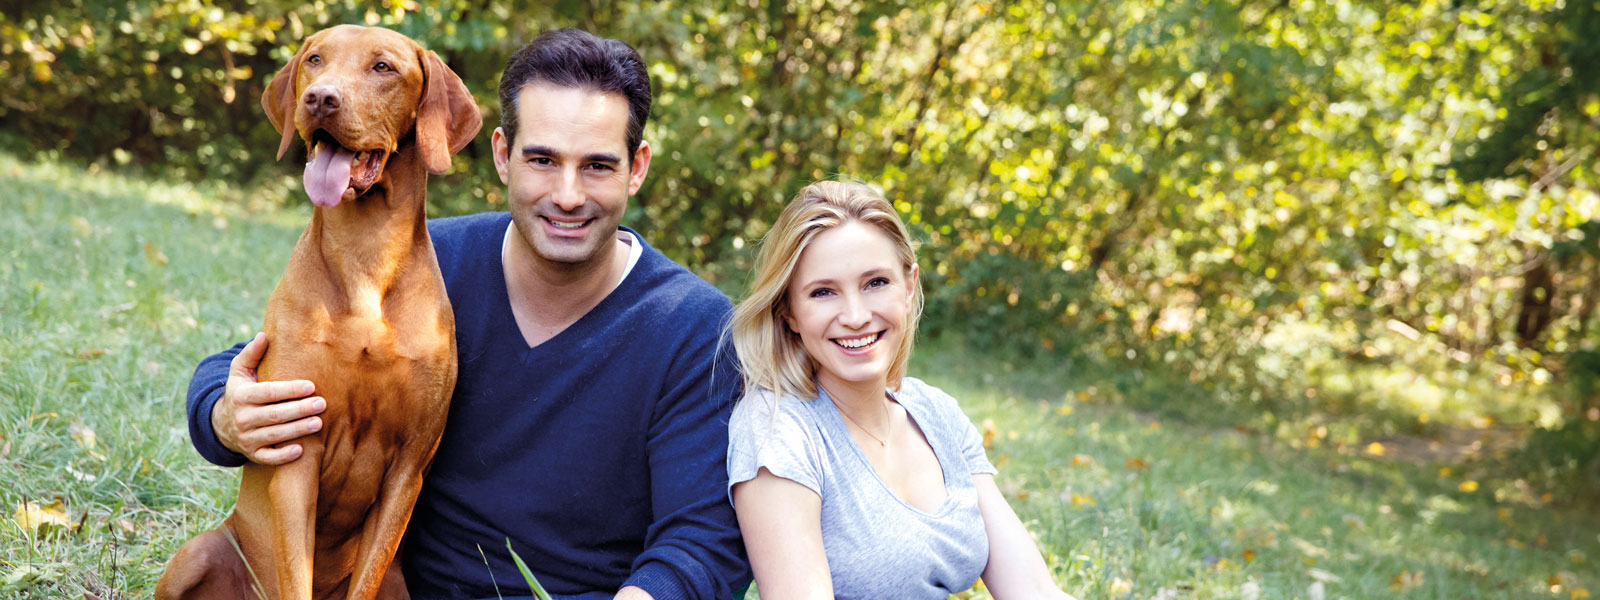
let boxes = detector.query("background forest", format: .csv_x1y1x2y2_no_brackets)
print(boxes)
3,0,1600,597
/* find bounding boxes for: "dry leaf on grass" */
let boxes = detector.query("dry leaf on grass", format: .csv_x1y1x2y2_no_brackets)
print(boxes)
14,498,76,536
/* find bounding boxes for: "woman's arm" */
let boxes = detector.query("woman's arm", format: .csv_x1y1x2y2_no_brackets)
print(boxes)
731,467,833,600
974,474,1077,600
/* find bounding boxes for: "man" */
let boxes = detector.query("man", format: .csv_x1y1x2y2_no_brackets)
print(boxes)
185,29,748,599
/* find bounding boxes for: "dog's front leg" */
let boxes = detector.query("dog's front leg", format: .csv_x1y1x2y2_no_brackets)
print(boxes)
268,438,323,600
345,454,428,600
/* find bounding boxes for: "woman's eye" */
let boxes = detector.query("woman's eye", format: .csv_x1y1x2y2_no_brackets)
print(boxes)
809,288,834,298
867,277,890,288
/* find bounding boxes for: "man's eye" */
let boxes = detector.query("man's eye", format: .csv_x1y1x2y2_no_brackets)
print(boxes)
374,61,391,72
587,163,614,172
531,157,553,166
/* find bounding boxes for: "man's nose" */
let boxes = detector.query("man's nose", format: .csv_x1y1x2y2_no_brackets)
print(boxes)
550,169,586,212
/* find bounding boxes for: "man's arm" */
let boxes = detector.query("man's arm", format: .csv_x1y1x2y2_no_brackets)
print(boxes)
621,323,751,600
186,332,326,466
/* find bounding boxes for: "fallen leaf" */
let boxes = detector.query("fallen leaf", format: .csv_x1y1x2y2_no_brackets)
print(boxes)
981,419,996,450
1243,549,1256,563
1069,493,1096,507
1109,577,1132,595
143,242,169,266
1126,457,1149,471
78,349,107,359
1390,570,1424,591
1055,404,1074,416
1459,480,1479,493
14,499,76,536
1366,442,1385,456
1306,567,1342,583
1071,454,1095,467
1439,467,1452,477
69,420,97,451
1341,514,1367,531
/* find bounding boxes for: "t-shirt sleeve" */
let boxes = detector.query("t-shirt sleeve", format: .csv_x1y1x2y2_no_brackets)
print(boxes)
914,379,997,476
727,393,823,504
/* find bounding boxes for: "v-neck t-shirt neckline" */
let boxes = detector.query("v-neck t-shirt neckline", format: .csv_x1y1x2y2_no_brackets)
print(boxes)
495,222,645,353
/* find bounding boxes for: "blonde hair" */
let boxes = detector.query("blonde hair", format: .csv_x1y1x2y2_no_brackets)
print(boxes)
729,179,923,401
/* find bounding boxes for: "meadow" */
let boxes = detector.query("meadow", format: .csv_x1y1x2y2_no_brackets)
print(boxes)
2,153,1597,598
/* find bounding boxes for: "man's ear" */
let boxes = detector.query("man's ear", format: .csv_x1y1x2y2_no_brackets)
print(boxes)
490,127,512,186
416,48,483,175
627,139,652,196
263,34,319,161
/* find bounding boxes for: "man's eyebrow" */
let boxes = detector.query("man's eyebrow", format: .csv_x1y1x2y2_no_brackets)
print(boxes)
520,144,559,158
582,152,624,165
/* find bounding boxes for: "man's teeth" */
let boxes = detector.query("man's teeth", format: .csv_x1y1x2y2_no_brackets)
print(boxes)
550,220,585,229
836,333,879,349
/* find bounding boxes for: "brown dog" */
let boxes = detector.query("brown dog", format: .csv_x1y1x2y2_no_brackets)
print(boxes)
157,25,480,600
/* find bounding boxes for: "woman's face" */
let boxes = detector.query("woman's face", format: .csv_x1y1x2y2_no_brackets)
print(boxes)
784,220,918,392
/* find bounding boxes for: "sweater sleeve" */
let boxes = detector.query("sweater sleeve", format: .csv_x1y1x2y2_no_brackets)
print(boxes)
185,340,250,467
623,313,752,600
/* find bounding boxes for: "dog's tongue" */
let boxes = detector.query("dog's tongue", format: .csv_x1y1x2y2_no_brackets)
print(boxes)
304,143,356,208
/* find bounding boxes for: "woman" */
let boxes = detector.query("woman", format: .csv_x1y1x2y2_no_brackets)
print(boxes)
726,180,1074,599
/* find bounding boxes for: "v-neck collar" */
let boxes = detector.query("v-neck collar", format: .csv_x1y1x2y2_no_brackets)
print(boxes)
493,220,645,353
819,386,957,517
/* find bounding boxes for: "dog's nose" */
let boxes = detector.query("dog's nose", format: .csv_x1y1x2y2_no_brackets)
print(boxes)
303,85,342,118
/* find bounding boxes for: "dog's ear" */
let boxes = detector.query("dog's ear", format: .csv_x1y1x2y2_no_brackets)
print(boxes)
263,35,315,161
416,48,483,175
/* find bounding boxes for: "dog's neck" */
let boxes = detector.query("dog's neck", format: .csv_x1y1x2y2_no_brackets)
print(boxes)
304,142,431,309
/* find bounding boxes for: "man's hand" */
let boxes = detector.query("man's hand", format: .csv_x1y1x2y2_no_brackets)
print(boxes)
615,586,653,600
211,332,326,465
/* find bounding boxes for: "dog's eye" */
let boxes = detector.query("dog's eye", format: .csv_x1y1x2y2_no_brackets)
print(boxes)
308,55,322,65
374,62,391,72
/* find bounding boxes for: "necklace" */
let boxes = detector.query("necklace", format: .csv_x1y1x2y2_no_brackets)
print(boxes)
827,387,894,447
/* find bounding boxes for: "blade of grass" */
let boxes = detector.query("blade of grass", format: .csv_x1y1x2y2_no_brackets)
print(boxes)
506,538,554,600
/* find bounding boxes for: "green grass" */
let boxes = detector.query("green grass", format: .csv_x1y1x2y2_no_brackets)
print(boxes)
2,153,1597,598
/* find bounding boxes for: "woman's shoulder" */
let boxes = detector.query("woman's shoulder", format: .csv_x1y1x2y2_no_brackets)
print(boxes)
897,376,959,408
729,389,825,434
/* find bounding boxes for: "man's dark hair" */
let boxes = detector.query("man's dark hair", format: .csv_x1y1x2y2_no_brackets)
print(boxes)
498,28,652,157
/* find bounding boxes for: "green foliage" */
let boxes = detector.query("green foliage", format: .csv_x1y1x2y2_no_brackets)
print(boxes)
5,1,1600,482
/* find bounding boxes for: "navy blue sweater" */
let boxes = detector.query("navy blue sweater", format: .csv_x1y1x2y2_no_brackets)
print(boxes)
185,212,749,599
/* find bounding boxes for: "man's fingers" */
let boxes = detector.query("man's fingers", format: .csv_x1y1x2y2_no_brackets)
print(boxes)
240,416,323,454
230,332,268,376
250,443,305,466
236,380,317,407
238,397,326,430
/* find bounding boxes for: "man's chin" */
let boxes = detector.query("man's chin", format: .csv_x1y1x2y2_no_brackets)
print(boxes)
529,235,607,266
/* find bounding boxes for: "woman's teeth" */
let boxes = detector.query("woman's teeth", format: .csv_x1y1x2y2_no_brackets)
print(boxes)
836,332,879,349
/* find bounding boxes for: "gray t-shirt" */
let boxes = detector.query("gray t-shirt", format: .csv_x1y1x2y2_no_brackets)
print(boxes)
727,377,998,599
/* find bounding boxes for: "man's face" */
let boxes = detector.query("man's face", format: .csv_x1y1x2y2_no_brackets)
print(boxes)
492,83,650,268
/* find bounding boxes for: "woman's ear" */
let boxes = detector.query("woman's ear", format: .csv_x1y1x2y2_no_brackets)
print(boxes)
905,262,921,310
